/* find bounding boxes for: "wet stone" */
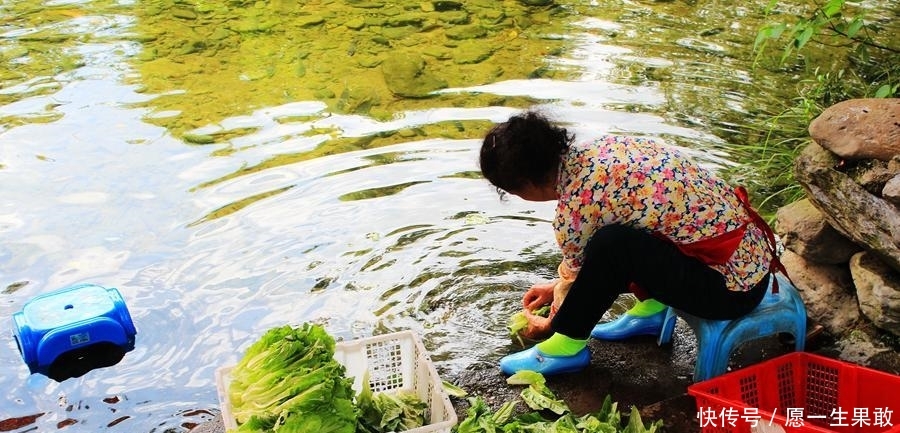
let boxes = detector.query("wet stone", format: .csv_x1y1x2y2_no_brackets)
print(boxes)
387,13,425,27
452,41,494,64
345,17,366,30
381,54,447,98
445,24,487,40
314,88,336,99
380,25,420,40
230,18,279,33
364,16,388,27
296,15,325,28
209,28,232,41
337,86,381,114
356,55,382,68
422,47,452,60
433,1,464,11
135,48,157,61
295,61,306,77
176,40,206,55
195,3,224,13
380,6,403,16
346,0,386,8
436,11,470,25
480,10,507,24
19,32,71,43
520,0,554,5
171,8,198,20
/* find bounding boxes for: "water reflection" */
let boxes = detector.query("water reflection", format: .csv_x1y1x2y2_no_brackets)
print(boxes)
129,0,567,136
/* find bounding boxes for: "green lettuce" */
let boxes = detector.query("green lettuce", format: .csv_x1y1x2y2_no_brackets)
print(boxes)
228,323,357,433
508,306,551,347
452,372,663,433
356,370,428,433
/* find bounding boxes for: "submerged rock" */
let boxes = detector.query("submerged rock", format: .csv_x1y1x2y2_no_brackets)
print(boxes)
381,54,447,98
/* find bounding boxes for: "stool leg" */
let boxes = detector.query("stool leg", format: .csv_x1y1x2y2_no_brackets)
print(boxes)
784,282,808,352
692,323,730,382
693,338,718,382
657,307,677,346
794,308,807,352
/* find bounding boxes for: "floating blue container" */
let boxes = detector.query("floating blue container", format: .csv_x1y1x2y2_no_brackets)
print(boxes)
13,284,137,379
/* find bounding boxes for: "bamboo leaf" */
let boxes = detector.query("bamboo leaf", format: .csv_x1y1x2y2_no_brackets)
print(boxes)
794,25,815,50
846,17,864,37
753,23,785,51
822,0,844,18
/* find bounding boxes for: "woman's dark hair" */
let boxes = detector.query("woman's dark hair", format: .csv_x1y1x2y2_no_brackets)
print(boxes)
479,110,574,195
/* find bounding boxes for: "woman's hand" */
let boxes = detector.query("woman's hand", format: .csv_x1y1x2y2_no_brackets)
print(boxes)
521,308,553,340
515,280,556,340
522,280,555,311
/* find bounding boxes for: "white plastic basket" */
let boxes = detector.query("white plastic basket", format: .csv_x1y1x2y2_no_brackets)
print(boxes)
215,330,457,433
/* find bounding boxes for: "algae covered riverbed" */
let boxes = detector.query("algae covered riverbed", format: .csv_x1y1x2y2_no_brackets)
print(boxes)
2,0,898,432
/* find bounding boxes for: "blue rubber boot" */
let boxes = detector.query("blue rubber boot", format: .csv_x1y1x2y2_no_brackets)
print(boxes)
499,346,590,376
590,310,666,340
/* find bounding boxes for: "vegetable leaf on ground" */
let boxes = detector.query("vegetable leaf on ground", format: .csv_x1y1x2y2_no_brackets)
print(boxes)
452,372,664,433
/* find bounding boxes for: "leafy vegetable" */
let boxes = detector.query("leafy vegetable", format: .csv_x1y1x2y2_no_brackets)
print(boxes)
520,386,569,415
228,323,357,433
452,371,663,433
454,396,517,433
442,380,469,398
508,370,568,415
508,305,551,347
508,312,529,347
506,370,547,388
356,370,428,433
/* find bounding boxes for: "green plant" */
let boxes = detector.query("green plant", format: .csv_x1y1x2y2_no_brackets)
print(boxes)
754,0,898,70
729,0,898,216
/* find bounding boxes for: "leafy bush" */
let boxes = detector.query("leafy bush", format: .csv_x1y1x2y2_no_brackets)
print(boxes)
725,0,899,217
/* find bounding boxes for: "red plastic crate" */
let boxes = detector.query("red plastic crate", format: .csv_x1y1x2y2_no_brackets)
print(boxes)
687,352,900,433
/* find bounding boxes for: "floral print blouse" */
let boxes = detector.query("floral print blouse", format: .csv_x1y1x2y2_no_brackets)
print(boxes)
554,135,771,292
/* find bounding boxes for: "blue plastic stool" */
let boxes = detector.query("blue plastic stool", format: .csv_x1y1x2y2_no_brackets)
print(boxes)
658,273,806,382
13,283,137,378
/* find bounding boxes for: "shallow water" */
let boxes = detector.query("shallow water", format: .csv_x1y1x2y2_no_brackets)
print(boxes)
0,0,895,431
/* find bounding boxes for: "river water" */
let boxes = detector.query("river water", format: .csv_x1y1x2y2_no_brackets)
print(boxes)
0,0,895,431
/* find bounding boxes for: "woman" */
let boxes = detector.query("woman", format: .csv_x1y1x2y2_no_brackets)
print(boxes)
479,110,783,376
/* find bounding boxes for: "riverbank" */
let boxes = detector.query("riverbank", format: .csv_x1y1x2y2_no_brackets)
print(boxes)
192,316,900,433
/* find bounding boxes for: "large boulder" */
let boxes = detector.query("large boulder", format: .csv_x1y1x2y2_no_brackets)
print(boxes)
808,98,900,161
775,198,861,264
781,250,860,336
793,141,900,273
851,251,900,336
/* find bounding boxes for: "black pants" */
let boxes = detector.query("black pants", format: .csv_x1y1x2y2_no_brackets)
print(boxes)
551,224,769,339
